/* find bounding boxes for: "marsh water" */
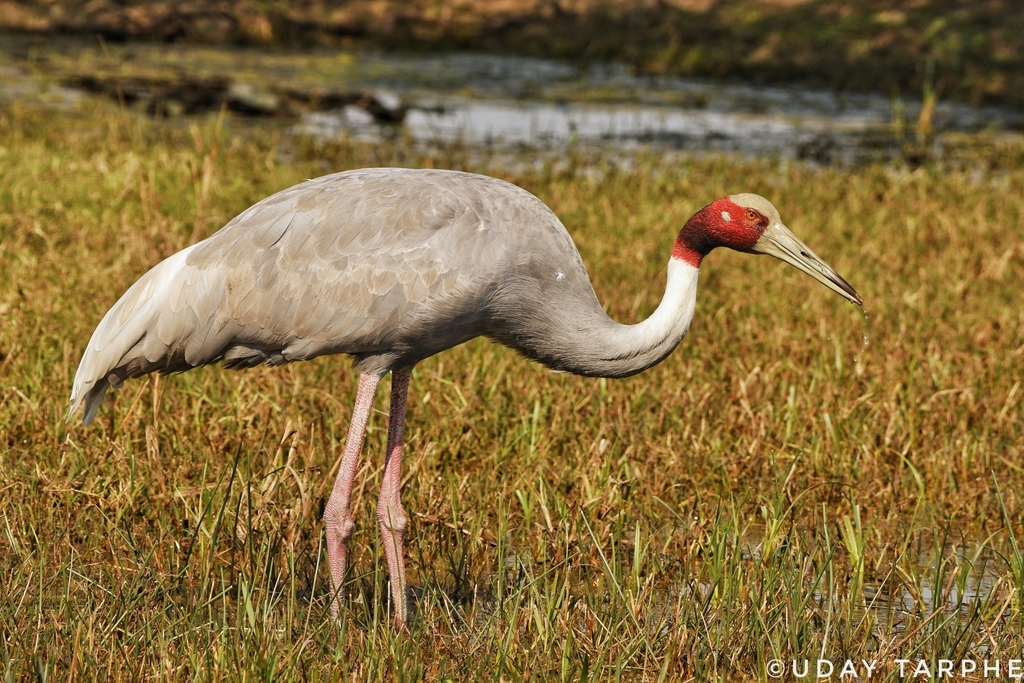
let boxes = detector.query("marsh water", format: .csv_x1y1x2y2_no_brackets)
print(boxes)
294,52,1023,165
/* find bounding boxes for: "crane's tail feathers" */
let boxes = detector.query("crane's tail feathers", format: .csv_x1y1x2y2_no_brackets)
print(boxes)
68,375,119,426
68,246,224,425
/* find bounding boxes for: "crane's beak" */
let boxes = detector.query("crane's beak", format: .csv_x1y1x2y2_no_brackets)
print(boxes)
753,223,863,305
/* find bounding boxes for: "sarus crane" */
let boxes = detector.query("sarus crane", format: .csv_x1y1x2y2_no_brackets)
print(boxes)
69,167,862,626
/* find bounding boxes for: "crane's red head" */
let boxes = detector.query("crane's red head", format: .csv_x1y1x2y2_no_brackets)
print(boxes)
671,193,863,305
672,194,778,267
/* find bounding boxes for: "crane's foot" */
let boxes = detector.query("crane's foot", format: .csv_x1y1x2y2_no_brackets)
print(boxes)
378,517,408,626
324,515,354,620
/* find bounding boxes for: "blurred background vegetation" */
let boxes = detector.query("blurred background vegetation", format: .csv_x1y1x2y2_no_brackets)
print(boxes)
0,0,1021,108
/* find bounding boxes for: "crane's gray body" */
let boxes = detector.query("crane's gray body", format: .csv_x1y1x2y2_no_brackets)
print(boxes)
70,168,695,424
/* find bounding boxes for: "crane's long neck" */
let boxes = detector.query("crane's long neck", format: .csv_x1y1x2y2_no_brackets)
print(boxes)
551,257,700,379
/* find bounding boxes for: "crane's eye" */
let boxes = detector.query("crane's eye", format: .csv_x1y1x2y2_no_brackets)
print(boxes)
744,209,760,222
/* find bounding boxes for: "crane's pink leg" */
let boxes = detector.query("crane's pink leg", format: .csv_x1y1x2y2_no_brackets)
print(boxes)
378,366,412,626
323,373,380,620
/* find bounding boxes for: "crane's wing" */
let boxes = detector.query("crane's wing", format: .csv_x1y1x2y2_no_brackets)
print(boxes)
69,169,518,424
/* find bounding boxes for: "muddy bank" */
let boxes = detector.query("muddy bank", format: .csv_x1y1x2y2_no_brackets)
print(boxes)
0,0,1021,112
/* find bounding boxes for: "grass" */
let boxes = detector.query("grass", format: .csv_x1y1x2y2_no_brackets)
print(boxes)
0,99,1022,680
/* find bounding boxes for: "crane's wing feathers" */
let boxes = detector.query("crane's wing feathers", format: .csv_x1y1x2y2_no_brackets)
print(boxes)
69,169,541,424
